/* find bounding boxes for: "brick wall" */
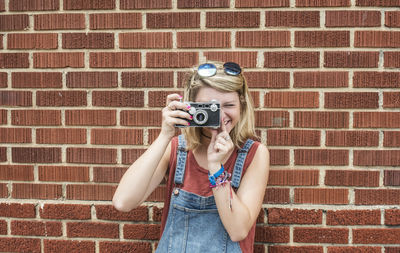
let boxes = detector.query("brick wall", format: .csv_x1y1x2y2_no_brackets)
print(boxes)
0,0,399,252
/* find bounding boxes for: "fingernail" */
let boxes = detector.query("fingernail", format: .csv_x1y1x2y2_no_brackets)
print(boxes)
187,105,191,109
187,122,190,126
190,116,193,119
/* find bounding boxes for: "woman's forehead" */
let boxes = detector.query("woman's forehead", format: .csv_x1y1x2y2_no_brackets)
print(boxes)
194,86,239,102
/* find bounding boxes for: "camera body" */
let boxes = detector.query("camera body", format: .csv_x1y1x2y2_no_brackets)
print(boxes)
176,100,220,128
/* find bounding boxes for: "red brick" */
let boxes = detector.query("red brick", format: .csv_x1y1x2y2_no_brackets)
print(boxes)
295,149,349,166
67,222,119,238
268,170,319,186
268,208,322,224
327,210,380,226
354,112,400,128
237,31,290,48
64,0,114,10
265,11,319,27
146,185,166,202
62,33,114,49
0,165,33,181
120,32,172,49
0,53,29,68
245,71,290,88
0,91,32,106
0,14,29,31
386,11,400,27
255,111,289,128
34,52,84,68
0,220,6,234
90,52,140,68
39,166,89,182
353,228,400,244
236,0,289,7
206,11,259,28
384,92,400,108
353,71,400,88
92,91,144,107
67,71,118,88
121,0,171,9
65,110,116,126
99,241,151,253
9,0,59,10
121,110,161,126
0,72,6,87
327,246,381,253
147,12,199,29
40,204,91,220
355,31,400,48
296,0,350,6
204,51,257,68
12,72,62,88
122,148,146,164
91,129,143,145
67,147,117,164
326,11,380,27
384,51,400,68
36,90,86,107
355,189,400,205
148,91,183,107
295,31,349,47
385,209,400,225
67,184,116,201
356,0,400,6
153,206,164,222
384,131,400,147
294,71,348,88
12,183,62,199
0,128,31,143
264,52,319,68
122,71,173,88
385,171,400,186
294,111,349,128
12,147,61,163
89,13,141,29
146,52,197,68
35,14,85,30
12,109,61,126
0,183,7,197
326,131,379,147
0,238,40,253
11,220,62,236
0,0,4,11
265,91,319,108
178,31,230,48
354,150,400,166
269,246,323,253
295,188,348,204
0,203,35,218
255,226,290,243
178,0,229,8
324,51,379,68
124,224,160,240
0,110,6,125
93,166,127,183
8,33,58,49
96,205,148,221
294,227,348,243
264,188,290,204
267,129,320,146
44,240,95,253
325,92,378,109
36,128,86,144
386,247,400,253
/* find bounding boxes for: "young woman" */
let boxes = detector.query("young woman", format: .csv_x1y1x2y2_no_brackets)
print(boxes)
113,61,270,253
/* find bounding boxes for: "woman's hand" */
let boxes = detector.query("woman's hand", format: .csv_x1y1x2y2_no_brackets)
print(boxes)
207,118,234,172
160,94,191,139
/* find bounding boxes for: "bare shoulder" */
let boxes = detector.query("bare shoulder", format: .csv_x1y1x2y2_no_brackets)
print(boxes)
251,142,270,170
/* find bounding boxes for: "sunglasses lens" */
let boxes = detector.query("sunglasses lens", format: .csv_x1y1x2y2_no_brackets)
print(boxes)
198,63,217,77
223,62,241,76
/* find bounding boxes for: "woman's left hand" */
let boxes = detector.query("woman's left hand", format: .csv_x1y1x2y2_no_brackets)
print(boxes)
207,118,234,172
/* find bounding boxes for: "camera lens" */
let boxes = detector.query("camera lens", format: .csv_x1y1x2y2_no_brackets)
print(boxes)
193,110,208,125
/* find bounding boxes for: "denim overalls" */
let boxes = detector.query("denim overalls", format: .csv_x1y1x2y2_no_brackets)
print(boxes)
156,135,254,253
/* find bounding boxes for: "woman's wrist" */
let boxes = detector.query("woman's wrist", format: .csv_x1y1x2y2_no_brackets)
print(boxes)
208,163,222,174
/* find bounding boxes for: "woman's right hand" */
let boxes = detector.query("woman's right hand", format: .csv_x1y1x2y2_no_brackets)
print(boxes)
160,94,192,139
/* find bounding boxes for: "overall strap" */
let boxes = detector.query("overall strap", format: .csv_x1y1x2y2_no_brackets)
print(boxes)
174,135,188,185
231,139,255,189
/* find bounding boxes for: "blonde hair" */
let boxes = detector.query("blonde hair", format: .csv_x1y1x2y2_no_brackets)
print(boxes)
181,61,256,150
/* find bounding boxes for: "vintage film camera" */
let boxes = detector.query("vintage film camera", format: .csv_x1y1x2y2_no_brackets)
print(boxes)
176,100,220,127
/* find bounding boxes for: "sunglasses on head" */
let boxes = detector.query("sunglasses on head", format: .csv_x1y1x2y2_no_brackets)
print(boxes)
197,62,242,77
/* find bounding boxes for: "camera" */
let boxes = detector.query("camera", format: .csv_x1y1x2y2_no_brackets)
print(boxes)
176,100,220,127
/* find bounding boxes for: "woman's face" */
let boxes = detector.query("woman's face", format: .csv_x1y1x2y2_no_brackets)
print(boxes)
194,86,241,135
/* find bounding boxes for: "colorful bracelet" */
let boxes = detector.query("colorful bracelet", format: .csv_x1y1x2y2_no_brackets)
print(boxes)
208,164,225,187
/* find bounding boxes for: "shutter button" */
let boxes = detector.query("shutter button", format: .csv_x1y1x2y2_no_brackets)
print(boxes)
174,188,179,195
